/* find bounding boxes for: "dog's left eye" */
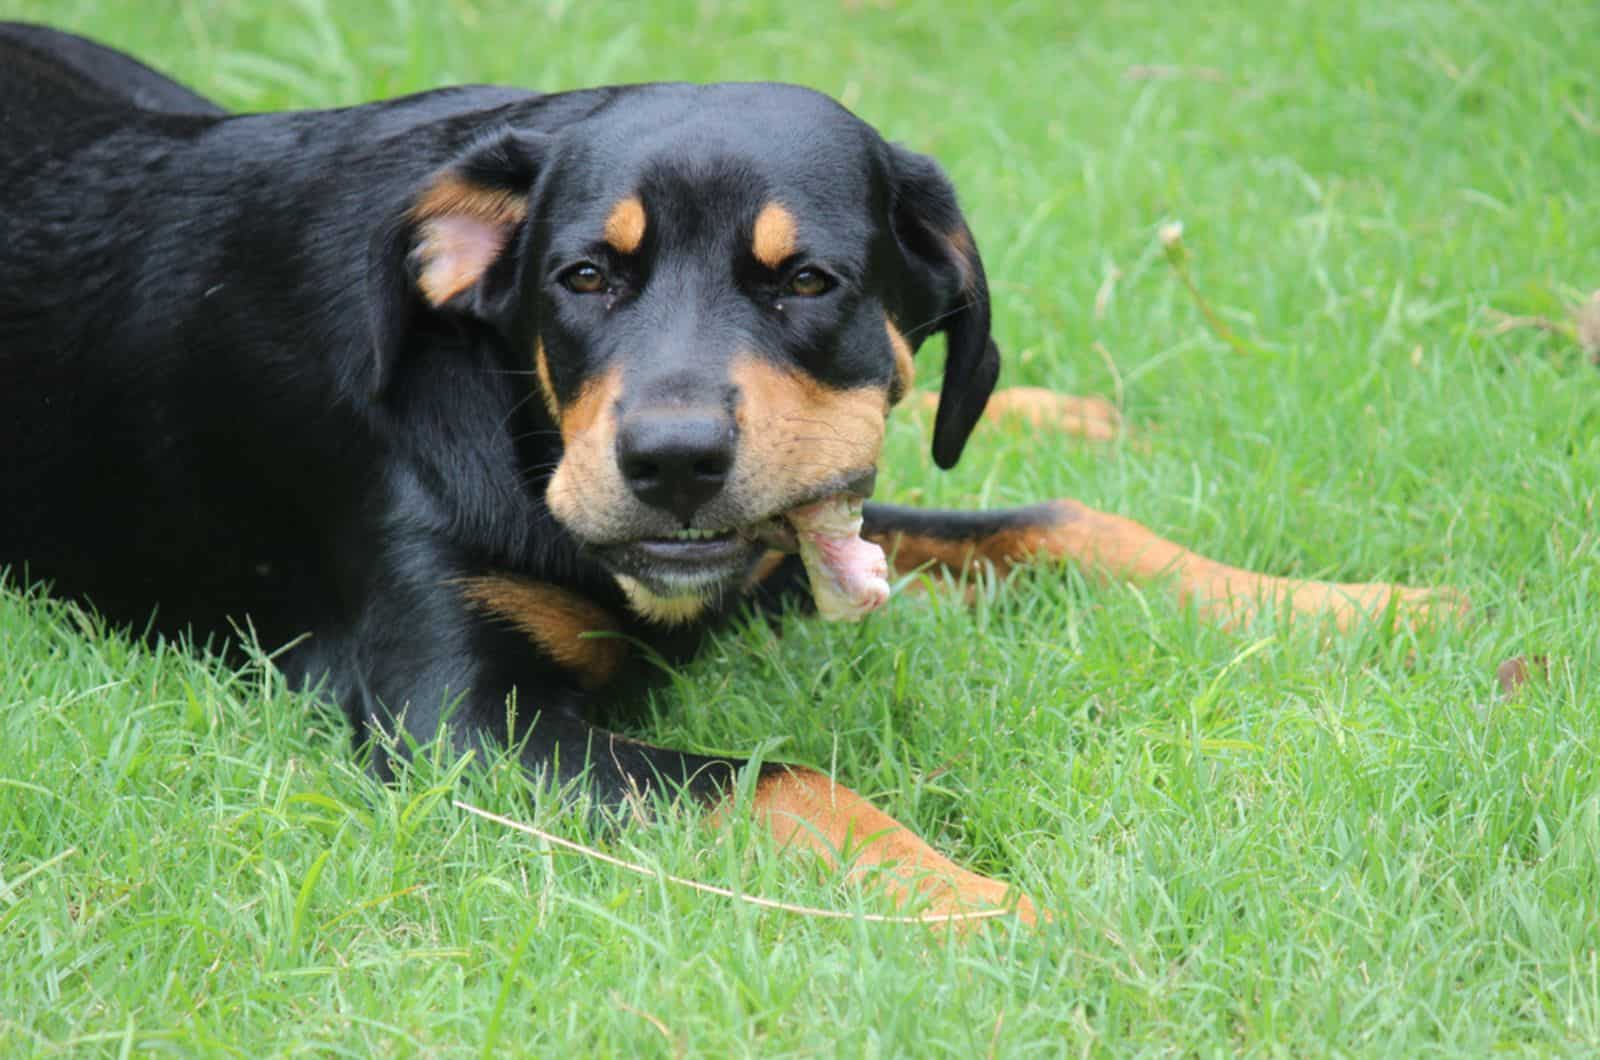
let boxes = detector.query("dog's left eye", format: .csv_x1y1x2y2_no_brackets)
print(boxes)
561,263,608,294
787,268,834,297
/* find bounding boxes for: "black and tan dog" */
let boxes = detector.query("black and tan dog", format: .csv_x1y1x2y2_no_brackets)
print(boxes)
0,23,1455,922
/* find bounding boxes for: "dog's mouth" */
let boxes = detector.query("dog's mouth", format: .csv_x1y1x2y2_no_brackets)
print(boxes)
599,509,810,592
596,473,883,610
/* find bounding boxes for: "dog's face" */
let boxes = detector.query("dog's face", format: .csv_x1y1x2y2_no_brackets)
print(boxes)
384,84,999,610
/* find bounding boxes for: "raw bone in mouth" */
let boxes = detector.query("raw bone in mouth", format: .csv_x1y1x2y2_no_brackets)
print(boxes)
785,495,890,621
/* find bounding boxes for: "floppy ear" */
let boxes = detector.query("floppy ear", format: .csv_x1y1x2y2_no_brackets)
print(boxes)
885,144,1001,469
365,131,546,397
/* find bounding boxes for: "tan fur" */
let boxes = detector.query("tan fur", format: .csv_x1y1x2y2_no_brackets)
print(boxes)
871,532,988,578
545,366,625,534
740,766,1036,923
459,576,626,689
944,224,978,293
534,339,559,420
875,499,1465,630
544,357,888,579
409,177,528,306
728,356,887,508
603,196,647,254
885,319,915,405
751,203,798,268
741,549,789,593
613,575,709,626
410,176,528,228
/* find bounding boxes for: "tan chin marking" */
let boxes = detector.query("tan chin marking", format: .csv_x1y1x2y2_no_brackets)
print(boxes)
615,575,709,626
752,203,798,269
458,576,627,689
603,196,647,255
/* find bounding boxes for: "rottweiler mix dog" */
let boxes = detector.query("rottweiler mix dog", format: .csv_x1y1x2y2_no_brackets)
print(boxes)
0,23,1454,922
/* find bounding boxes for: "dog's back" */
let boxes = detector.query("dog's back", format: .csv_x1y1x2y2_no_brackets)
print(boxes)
0,22,222,121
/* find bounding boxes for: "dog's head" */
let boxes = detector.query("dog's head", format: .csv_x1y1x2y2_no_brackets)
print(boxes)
376,84,999,610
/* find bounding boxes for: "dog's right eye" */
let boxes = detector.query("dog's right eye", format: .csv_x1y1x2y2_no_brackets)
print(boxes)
561,263,607,294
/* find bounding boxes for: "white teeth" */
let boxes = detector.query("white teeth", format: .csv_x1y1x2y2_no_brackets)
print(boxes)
669,528,726,541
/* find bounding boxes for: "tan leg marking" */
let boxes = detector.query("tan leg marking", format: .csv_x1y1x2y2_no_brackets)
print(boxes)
603,196,647,255
459,576,627,689
913,387,1120,441
874,499,1466,630
752,203,798,268
743,766,1036,925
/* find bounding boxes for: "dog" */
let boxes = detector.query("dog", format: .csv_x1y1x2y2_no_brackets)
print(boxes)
0,22,1455,923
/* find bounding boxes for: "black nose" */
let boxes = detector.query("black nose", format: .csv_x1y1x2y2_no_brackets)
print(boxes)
616,409,735,522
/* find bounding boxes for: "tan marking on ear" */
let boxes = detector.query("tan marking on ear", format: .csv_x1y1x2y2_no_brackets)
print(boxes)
411,176,528,227
534,339,559,420
751,203,798,269
614,575,708,626
459,576,627,689
545,366,625,535
734,766,1037,925
944,224,978,294
603,196,647,254
885,319,916,405
729,356,887,507
409,176,528,307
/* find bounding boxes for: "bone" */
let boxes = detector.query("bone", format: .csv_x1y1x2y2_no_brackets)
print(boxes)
787,495,890,621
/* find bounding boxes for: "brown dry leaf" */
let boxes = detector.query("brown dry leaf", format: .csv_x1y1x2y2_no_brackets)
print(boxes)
1495,655,1549,699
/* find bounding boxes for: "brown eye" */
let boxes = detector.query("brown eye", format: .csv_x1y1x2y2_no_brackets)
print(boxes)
561,263,607,294
787,267,833,297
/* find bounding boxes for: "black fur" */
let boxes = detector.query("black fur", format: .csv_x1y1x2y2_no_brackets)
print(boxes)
0,23,1029,809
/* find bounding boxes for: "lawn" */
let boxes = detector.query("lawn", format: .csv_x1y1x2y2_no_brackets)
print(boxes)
2,0,1598,1054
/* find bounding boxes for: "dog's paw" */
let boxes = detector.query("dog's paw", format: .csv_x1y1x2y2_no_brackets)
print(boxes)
1216,578,1470,631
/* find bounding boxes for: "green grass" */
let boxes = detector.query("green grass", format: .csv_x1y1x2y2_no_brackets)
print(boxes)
3,0,1598,1053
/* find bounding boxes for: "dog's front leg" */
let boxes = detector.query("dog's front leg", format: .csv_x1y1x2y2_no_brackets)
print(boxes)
444,574,1036,925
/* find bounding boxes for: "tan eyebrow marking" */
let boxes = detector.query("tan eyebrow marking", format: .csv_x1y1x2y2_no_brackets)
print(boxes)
751,203,798,269
603,196,647,254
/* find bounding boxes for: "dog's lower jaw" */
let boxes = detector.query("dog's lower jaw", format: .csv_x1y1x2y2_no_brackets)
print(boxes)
613,574,713,626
